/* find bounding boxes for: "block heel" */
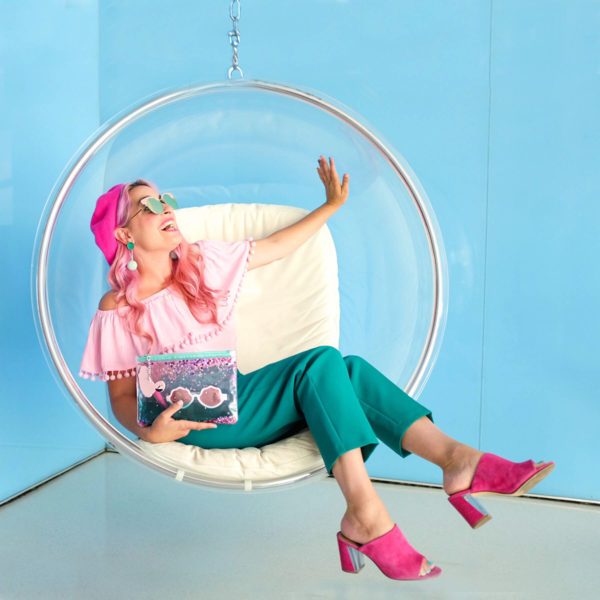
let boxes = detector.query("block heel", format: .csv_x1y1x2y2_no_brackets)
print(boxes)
448,492,491,529
337,534,365,573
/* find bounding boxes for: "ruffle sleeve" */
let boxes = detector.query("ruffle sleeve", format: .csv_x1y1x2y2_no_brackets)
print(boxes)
195,237,256,322
79,238,255,382
79,308,141,381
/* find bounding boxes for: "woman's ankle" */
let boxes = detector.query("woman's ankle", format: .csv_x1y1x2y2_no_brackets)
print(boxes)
341,499,394,544
442,445,484,495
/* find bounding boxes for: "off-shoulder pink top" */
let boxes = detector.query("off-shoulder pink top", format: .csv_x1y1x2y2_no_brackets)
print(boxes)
79,238,255,382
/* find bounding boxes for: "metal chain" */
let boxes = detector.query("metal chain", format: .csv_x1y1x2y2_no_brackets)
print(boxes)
228,0,243,79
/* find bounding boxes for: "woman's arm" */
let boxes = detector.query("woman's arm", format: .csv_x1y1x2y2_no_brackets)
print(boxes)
108,376,149,439
248,156,349,270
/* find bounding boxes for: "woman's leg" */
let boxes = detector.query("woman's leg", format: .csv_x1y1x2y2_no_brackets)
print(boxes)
400,416,484,495
329,419,485,578
341,355,553,531
342,355,485,495
331,448,394,542
178,346,378,457
331,448,434,577
401,416,550,497
182,347,453,575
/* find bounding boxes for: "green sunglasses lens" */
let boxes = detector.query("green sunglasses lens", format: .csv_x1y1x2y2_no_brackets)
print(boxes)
146,197,164,213
162,193,178,209
140,194,177,215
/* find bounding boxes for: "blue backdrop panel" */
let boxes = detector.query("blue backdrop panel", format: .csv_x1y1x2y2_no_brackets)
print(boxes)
353,1,493,484
481,0,600,500
0,0,105,503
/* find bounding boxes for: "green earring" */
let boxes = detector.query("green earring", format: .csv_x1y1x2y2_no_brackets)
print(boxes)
126,242,138,271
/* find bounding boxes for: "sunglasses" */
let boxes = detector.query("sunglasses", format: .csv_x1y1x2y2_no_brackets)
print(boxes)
124,193,178,226
167,386,227,409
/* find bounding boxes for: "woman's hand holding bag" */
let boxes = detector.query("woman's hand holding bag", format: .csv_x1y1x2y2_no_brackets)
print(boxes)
141,401,217,443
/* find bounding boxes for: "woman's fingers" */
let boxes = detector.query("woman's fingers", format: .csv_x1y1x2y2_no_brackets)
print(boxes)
160,400,185,419
318,156,345,185
158,402,217,428
341,172,350,192
328,157,340,184
317,156,327,180
178,420,217,431
319,156,335,178
316,163,326,184
317,156,349,206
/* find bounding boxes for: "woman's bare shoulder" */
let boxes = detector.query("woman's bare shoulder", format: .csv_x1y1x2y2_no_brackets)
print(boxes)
98,290,123,311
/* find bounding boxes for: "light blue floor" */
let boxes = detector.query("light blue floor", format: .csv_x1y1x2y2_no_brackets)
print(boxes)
1,452,599,599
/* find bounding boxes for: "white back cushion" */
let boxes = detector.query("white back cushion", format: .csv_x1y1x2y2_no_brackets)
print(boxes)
174,203,340,372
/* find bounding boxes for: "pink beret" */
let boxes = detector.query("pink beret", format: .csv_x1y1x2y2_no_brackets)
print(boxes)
90,183,126,265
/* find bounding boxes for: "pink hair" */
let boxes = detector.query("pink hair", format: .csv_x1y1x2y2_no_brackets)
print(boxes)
107,179,226,352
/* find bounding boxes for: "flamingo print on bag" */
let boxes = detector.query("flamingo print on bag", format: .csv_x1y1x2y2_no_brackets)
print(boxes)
137,364,168,408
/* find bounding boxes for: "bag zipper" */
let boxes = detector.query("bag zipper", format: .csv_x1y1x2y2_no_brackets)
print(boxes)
137,350,236,363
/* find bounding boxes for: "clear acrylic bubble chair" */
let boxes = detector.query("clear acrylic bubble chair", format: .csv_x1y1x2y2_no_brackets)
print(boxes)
33,80,449,491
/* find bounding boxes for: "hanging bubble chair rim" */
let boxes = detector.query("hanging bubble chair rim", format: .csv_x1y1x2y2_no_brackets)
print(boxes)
34,78,448,491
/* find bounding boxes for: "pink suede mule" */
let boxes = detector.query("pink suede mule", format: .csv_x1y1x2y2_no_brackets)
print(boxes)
337,525,442,580
448,453,555,529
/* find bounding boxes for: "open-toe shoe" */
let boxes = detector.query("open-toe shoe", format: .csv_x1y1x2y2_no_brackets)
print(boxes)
448,453,555,529
337,524,442,580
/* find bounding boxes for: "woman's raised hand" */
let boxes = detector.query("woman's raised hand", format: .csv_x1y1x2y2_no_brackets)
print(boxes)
141,400,217,443
317,156,349,209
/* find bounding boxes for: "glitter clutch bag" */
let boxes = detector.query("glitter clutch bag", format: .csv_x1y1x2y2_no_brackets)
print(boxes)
136,351,238,427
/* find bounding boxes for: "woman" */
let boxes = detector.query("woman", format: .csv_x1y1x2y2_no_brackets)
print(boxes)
80,156,554,581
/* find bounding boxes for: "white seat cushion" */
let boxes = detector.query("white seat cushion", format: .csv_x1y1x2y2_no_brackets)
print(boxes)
137,428,324,485
136,203,340,485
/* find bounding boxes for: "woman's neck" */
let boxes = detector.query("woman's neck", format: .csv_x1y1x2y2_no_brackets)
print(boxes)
136,251,174,297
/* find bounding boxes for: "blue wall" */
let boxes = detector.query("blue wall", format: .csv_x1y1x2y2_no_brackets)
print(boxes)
1,0,598,502
0,0,105,502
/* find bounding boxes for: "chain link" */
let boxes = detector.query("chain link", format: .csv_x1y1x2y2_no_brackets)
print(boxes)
228,0,243,79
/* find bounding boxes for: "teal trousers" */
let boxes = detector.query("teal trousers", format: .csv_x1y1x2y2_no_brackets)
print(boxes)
178,346,432,474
